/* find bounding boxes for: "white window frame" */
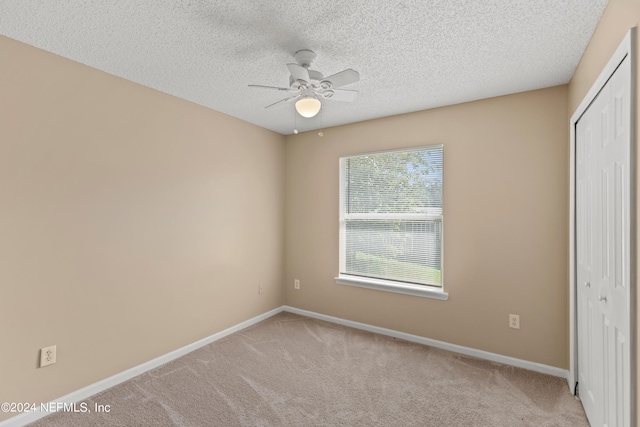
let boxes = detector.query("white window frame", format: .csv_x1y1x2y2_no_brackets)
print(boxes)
334,145,448,301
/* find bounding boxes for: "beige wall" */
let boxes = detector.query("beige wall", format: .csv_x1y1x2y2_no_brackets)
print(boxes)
284,86,569,369
0,36,285,422
568,0,640,113
567,0,640,423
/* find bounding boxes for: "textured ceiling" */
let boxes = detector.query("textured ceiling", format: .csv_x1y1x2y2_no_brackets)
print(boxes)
0,1,608,135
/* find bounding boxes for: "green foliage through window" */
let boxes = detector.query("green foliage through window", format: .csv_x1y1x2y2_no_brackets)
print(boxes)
340,146,443,287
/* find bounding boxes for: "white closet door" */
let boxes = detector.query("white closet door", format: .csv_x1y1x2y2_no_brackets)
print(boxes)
576,54,631,427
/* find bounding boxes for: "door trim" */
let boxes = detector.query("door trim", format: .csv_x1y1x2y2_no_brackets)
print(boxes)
569,27,637,424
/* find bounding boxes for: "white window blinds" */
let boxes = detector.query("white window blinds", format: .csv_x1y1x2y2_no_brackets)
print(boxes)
339,145,443,287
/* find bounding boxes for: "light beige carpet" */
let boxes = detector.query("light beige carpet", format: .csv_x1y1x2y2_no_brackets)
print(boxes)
28,312,588,426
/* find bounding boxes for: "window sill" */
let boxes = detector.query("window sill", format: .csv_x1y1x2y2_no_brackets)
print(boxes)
334,275,449,300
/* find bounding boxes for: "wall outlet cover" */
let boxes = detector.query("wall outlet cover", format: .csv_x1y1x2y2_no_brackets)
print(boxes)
40,345,57,367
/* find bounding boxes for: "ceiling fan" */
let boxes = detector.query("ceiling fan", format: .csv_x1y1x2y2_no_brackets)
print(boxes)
249,49,360,118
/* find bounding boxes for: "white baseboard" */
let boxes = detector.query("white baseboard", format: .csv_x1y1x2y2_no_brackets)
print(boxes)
2,304,570,427
282,306,569,379
0,306,284,427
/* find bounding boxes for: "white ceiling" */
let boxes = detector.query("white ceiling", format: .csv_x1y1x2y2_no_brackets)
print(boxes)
0,1,608,135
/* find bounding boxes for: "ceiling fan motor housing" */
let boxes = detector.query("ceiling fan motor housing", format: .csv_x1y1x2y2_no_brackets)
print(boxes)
289,69,324,89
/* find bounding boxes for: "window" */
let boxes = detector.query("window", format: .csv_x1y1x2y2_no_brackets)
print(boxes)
335,145,447,300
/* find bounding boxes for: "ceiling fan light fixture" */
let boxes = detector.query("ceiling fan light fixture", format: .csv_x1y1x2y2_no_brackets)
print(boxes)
295,96,321,118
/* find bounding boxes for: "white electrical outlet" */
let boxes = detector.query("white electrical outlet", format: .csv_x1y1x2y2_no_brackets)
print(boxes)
509,314,520,329
40,345,57,367
294,279,300,290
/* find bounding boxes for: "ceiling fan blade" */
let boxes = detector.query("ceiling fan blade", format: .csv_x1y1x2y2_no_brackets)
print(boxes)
248,84,294,92
265,95,299,109
322,69,360,88
286,63,310,83
321,89,358,102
